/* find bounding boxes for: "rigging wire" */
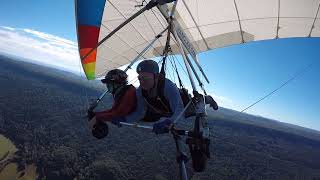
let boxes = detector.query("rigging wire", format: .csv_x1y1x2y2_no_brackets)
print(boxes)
165,58,174,80
170,55,183,88
232,61,315,118
170,51,190,80
168,51,199,130
169,55,177,84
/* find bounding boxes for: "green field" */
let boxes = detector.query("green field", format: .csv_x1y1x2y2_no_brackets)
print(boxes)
0,134,37,180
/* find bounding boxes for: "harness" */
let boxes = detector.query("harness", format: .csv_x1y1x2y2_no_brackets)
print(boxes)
141,74,173,122
140,65,196,122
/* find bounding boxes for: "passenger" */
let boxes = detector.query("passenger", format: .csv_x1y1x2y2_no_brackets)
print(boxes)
88,69,136,131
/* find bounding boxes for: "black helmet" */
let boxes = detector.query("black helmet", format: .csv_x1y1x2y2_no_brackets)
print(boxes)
136,59,159,74
101,69,128,84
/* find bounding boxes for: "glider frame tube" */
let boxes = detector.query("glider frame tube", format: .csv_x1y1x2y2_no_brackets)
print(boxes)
173,27,209,96
182,47,207,95
173,132,189,180
177,33,197,91
118,121,190,180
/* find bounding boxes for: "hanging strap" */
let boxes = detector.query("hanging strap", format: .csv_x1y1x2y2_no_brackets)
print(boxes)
156,20,172,97
160,20,172,76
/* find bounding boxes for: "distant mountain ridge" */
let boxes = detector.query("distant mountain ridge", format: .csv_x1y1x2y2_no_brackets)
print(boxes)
207,106,320,141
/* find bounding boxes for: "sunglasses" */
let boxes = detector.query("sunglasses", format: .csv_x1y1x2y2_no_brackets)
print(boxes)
138,75,153,81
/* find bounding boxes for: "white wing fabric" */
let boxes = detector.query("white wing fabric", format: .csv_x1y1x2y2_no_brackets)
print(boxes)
76,0,320,79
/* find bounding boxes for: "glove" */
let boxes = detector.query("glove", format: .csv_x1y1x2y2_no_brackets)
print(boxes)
152,118,172,134
111,117,126,127
87,110,95,120
205,95,218,110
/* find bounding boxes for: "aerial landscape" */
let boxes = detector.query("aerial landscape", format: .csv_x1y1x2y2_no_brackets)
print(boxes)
1,0,320,179
1,54,320,180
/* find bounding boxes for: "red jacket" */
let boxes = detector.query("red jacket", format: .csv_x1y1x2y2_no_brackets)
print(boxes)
95,85,136,122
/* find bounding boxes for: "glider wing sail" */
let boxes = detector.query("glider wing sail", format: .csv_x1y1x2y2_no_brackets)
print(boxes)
76,0,320,80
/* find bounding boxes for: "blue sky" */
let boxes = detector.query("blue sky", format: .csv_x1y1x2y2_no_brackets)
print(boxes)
0,1,319,130
0,1,77,41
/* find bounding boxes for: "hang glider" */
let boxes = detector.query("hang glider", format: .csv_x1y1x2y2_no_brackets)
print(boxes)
76,0,320,80
75,1,320,179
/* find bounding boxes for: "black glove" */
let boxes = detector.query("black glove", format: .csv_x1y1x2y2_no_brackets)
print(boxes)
87,110,95,120
205,95,218,110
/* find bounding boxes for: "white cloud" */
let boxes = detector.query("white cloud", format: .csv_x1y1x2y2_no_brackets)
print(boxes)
211,94,233,105
0,26,82,74
2,26,15,31
0,26,147,84
23,28,77,47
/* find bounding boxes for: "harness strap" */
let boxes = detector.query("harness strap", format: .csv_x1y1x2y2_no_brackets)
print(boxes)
114,85,133,102
160,20,172,76
143,97,171,116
